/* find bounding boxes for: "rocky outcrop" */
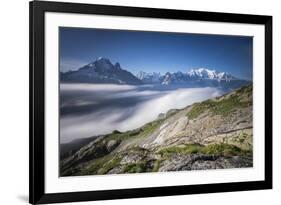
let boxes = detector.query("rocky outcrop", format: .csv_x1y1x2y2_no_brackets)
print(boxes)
158,154,252,171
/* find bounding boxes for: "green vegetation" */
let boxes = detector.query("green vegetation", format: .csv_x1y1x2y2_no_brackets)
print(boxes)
97,157,122,174
64,119,163,176
158,143,203,156
236,84,252,95
112,130,121,134
186,101,212,119
157,143,251,157
186,85,252,119
126,146,148,153
105,131,132,141
122,162,147,173
225,132,253,151
165,109,179,118
201,143,247,156
152,160,163,172
79,155,121,175
128,129,141,136
140,119,163,137
104,119,163,143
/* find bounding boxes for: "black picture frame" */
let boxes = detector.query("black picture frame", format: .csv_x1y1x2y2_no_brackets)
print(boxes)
29,1,272,204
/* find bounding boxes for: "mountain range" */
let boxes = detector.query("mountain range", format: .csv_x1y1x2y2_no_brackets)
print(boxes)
60,57,250,88
136,68,237,85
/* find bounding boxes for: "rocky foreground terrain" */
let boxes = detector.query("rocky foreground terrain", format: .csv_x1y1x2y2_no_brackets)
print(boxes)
60,84,253,176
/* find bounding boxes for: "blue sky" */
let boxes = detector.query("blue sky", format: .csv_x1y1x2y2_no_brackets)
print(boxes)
60,27,253,80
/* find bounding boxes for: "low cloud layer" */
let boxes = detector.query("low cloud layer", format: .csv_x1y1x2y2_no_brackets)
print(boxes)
60,84,223,143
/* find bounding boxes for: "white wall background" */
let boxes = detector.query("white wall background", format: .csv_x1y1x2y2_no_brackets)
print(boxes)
0,0,279,204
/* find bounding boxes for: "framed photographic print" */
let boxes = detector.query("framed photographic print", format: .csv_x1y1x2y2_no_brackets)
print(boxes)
29,0,272,204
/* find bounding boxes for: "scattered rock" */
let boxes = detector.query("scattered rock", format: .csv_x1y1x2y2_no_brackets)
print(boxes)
159,154,252,172
120,154,143,165
106,140,120,152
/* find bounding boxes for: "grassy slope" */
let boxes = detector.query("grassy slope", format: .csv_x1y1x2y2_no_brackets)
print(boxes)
187,85,252,119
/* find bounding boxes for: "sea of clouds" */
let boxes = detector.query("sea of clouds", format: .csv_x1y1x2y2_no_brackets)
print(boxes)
60,83,223,143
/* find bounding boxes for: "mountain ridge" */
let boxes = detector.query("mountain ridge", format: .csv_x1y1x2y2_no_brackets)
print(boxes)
61,57,250,88
137,68,241,85
60,57,142,85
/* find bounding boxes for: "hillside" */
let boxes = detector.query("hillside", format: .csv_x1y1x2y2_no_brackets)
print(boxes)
60,84,253,176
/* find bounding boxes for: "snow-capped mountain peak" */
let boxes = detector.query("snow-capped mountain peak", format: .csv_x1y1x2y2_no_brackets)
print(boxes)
97,56,106,61
136,68,239,85
187,68,236,81
136,71,162,84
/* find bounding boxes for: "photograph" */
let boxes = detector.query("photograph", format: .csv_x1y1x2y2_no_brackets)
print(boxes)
26,1,273,204
59,27,253,177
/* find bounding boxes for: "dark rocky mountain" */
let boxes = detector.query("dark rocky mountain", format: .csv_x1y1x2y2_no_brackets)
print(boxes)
60,57,142,85
60,84,253,176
